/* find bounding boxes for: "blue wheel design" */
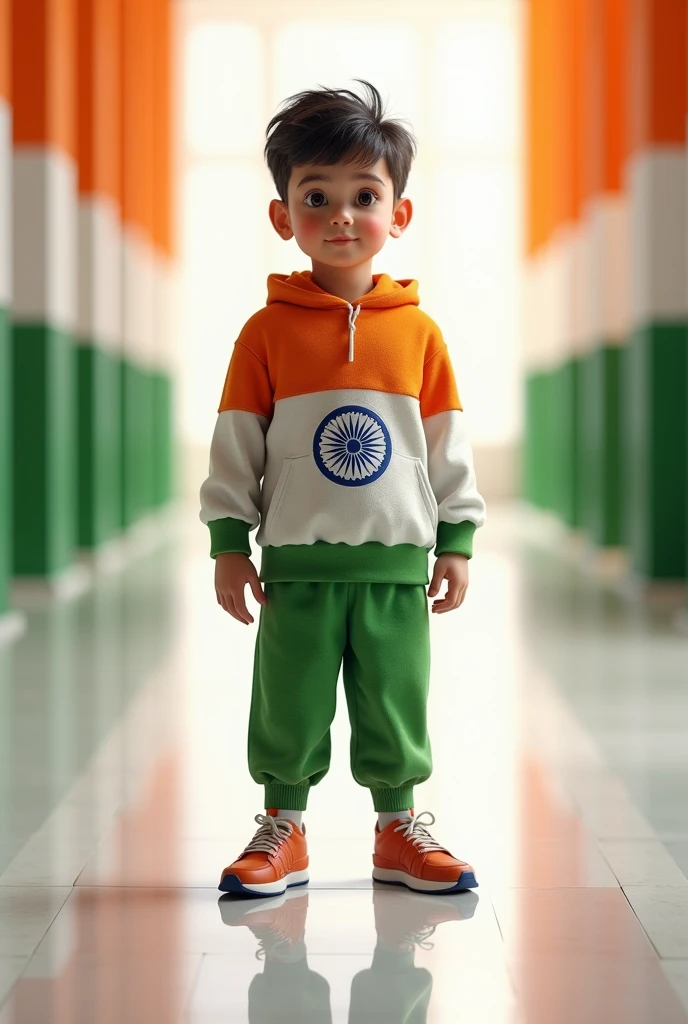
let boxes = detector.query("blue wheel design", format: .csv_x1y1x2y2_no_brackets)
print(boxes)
313,405,392,487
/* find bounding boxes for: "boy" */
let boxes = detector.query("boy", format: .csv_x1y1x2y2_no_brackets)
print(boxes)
200,81,486,898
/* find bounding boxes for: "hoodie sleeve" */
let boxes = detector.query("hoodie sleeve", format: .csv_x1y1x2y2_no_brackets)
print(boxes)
199,331,273,558
420,343,486,559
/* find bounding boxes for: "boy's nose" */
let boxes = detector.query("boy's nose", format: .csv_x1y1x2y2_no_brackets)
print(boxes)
330,207,354,226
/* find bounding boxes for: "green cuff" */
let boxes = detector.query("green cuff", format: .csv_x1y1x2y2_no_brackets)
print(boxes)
370,786,416,812
435,520,477,559
208,517,252,558
264,783,311,812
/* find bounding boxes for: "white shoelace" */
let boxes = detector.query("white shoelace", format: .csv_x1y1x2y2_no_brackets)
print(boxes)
240,813,294,858
394,811,447,855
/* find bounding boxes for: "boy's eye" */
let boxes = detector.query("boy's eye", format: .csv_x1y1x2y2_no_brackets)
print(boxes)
303,189,379,209
304,191,328,208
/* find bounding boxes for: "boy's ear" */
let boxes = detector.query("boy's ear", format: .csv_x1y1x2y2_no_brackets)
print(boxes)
389,197,413,239
269,199,294,240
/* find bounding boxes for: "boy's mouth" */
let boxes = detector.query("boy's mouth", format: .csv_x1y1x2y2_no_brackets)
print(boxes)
327,236,358,245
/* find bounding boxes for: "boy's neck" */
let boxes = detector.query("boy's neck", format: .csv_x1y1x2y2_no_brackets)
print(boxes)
310,259,376,305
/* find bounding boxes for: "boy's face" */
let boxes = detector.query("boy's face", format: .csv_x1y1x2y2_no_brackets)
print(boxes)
269,157,412,267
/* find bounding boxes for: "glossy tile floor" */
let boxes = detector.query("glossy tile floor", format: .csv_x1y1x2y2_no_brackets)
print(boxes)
1,505,688,1022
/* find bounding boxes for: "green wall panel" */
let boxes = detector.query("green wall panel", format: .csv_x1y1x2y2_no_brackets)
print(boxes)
553,358,581,529
0,308,10,612
579,345,622,548
142,368,155,515
77,344,122,549
152,370,174,508
524,373,539,505
120,358,141,530
121,360,159,528
12,325,76,578
526,369,562,511
525,370,555,510
623,323,688,579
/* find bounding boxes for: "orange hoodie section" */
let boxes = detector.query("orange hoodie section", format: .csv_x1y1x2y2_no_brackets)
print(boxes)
219,271,462,418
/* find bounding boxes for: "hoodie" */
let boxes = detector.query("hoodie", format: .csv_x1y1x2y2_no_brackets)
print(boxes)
199,270,486,584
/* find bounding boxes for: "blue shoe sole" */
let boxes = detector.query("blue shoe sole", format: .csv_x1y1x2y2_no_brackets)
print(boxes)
373,871,479,894
218,874,310,897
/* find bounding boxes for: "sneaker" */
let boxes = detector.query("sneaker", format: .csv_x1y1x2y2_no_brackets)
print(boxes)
218,888,309,963
372,810,478,894
218,810,309,897
372,885,479,951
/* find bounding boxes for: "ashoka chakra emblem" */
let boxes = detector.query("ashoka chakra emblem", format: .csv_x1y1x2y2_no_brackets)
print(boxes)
313,405,392,487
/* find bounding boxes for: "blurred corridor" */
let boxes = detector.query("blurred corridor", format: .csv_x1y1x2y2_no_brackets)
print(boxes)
524,0,688,582
1,0,688,1021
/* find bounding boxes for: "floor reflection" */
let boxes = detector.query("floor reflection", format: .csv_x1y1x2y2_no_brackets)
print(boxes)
0,544,182,876
13,890,185,1024
2,750,186,1024
218,885,479,1023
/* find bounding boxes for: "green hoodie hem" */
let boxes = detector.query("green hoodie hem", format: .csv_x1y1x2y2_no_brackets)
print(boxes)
260,542,430,584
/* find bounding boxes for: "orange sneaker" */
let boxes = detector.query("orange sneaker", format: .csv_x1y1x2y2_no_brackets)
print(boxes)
372,811,478,894
219,810,309,898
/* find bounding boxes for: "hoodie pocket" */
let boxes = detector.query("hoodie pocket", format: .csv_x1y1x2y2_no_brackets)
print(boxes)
414,459,439,532
262,452,438,548
263,459,294,543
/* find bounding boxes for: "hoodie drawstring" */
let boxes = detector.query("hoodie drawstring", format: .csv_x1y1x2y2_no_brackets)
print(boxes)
348,303,361,363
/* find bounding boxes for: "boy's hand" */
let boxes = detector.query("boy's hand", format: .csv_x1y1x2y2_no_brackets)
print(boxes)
215,552,267,625
428,553,469,614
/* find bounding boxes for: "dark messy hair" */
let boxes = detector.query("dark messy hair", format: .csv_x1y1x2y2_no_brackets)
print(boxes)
264,80,417,203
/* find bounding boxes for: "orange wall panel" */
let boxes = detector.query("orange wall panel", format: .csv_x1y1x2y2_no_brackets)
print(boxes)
12,1,49,146
76,0,94,188
529,0,633,246
121,0,174,248
97,0,122,205
580,0,597,205
76,0,121,205
603,0,629,189
12,0,76,157
629,0,687,151
526,0,559,254
585,0,629,198
0,0,10,103
153,0,172,255
571,0,590,218
555,0,589,225
121,0,154,237
552,0,568,230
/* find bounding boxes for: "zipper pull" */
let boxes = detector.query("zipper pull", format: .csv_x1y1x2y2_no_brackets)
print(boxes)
348,303,361,362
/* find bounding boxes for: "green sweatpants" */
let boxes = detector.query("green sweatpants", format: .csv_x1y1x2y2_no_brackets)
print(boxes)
248,582,432,813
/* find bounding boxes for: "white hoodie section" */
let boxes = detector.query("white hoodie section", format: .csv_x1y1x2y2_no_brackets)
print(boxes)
423,410,486,529
200,387,485,550
199,409,268,529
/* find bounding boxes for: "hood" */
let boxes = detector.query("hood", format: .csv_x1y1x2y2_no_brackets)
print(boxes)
266,271,420,363
267,270,420,310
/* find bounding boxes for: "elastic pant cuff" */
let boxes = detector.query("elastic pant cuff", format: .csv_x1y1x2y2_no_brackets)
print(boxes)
370,787,415,813
265,783,310,812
